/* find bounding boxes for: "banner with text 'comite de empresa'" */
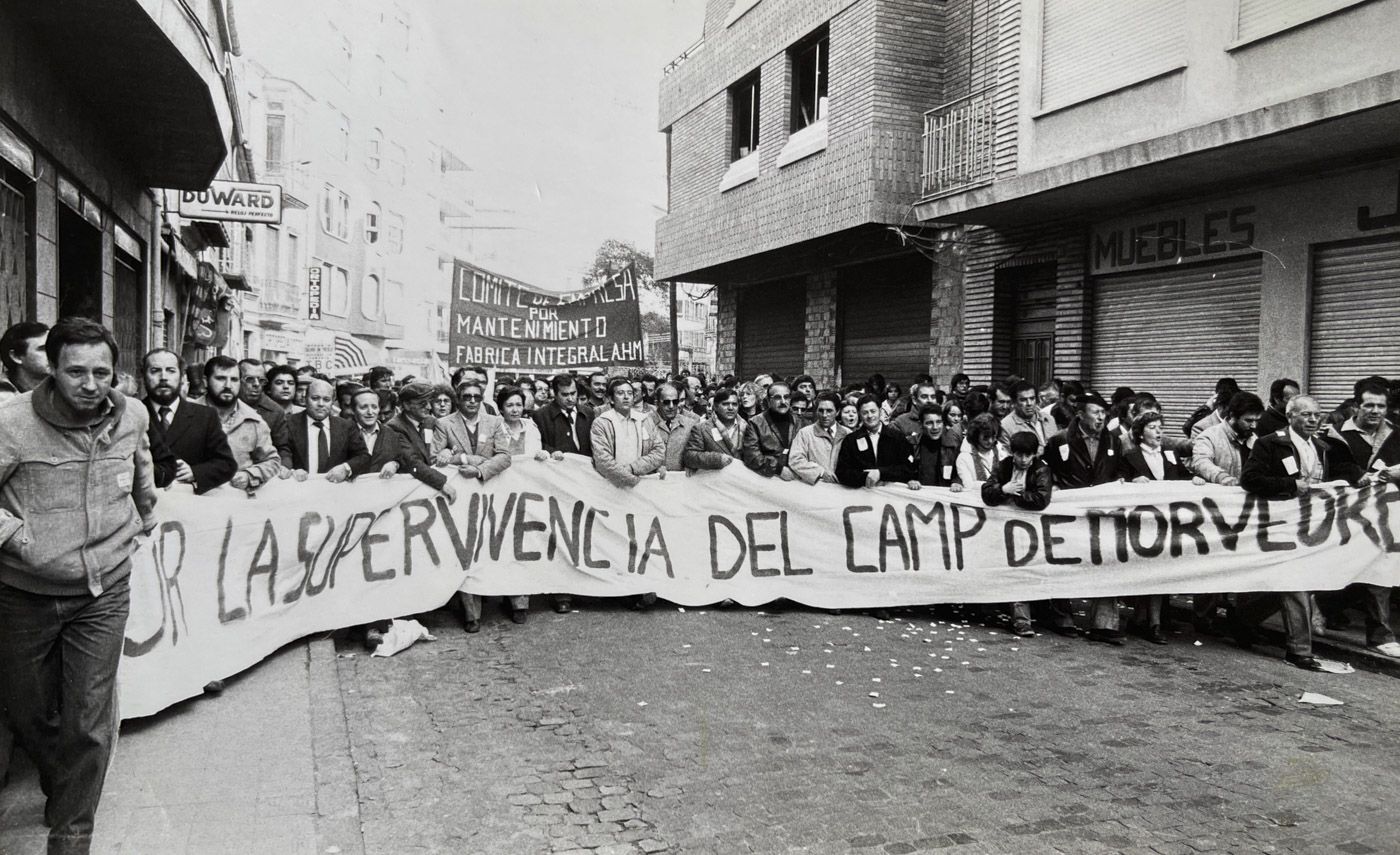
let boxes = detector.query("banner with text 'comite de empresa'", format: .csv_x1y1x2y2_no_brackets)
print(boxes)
447,259,643,372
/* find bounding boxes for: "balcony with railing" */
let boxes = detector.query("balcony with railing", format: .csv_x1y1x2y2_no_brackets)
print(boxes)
249,276,304,325
920,90,996,200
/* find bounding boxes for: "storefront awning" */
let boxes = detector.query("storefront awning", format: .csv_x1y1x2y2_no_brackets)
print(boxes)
10,0,232,189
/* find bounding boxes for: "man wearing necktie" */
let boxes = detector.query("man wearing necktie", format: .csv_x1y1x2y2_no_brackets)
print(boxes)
283,378,371,482
140,348,236,493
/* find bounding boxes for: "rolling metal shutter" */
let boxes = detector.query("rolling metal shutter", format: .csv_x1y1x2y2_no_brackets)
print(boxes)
736,279,805,380
1236,0,1364,43
1040,0,1185,113
1090,257,1261,425
1309,236,1400,409
839,254,932,387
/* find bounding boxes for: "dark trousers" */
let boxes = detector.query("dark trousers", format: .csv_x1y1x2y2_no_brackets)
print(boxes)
1236,590,1312,657
1048,597,1120,630
1319,584,1395,646
0,575,130,855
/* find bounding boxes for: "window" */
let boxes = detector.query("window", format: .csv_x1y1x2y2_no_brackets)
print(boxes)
790,28,828,132
265,106,285,172
730,73,761,161
367,128,382,171
385,211,404,254
324,264,350,315
320,184,350,240
361,273,382,319
1040,0,1185,113
336,112,350,161
365,203,381,244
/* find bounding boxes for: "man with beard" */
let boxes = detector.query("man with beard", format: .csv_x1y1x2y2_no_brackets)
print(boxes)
198,356,282,490
1043,392,1124,643
742,381,800,479
1191,392,1264,486
142,348,235,494
989,382,1015,422
788,391,848,484
0,317,157,855
283,378,370,483
1238,396,1368,670
237,358,293,468
834,395,918,489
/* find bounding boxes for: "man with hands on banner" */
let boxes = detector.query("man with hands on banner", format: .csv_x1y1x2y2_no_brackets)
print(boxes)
683,387,747,471
196,356,282,492
742,380,801,480
384,382,459,503
591,376,666,488
281,378,370,483
141,348,236,494
981,431,1054,639
787,391,848,484
438,379,511,482
1237,395,1369,671
535,373,594,459
834,395,918,489
650,381,700,471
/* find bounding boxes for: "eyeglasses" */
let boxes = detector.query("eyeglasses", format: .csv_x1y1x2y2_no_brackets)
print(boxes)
459,394,482,401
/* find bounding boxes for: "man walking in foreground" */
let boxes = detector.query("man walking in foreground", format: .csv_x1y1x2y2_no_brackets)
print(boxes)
0,317,157,855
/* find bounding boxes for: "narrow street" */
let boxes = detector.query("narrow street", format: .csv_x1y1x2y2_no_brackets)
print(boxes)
6,601,1397,855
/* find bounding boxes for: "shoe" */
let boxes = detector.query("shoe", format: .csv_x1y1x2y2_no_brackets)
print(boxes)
553,601,572,614
203,679,225,694
1012,620,1035,638
1046,624,1080,638
1372,641,1400,659
1086,629,1126,646
464,620,481,633
632,593,657,611
1146,625,1168,646
1285,653,1326,672
510,609,528,625
365,629,384,651
872,609,892,621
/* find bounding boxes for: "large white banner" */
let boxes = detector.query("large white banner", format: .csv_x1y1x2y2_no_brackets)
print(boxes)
119,456,1400,717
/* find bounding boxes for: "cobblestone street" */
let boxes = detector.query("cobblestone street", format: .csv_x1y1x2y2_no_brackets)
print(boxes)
331,602,1400,854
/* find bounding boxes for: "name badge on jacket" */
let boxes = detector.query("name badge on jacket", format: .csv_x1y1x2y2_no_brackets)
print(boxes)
1282,455,1299,476
1058,444,1070,462
857,437,869,452
711,427,722,442
942,465,953,480
1164,450,1177,464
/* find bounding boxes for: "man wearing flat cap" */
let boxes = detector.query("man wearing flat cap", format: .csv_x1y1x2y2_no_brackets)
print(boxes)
384,381,457,499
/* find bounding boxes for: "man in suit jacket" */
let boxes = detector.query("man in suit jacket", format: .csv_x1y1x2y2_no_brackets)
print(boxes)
683,388,746,472
346,388,407,478
1238,395,1369,671
142,348,236,494
742,381,801,479
534,374,593,457
384,382,458,496
437,379,511,482
1042,392,1125,643
283,378,370,482
834,395,918,488
238,358,294,468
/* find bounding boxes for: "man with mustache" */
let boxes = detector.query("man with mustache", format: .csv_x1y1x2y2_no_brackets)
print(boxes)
195,356,282,491
141,349,236,494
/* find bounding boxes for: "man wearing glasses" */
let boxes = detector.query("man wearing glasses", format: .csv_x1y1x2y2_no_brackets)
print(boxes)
437,380,511,481
741,381,799,479
647,381,699,471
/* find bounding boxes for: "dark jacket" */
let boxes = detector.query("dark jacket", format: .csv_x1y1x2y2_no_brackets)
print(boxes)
834,425,917,488
981,457,1054,511
384,413,447,490
1256,405,1289,437
1043,420,1122,489
253,393,295,468
1117,446,1191,482
742,412,799,477
532,401,593,457
1241,428,1364,499
914,432,959,487
146,397,237,494
1328,418,1400,471
287,411,371,475
682,414,745,471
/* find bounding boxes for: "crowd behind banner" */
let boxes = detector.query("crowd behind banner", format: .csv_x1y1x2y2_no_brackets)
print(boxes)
2,318,1397,673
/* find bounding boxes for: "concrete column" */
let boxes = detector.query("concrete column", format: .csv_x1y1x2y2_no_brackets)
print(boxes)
715,284,737,378
930,227,966,387
802,270,838,388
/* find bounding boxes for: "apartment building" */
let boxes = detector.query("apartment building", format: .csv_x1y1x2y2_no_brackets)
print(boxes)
655,0,959,390
915,0,1400,416
0,0,235,373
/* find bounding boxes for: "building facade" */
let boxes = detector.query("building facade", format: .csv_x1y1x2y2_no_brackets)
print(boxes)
915,0,1400,417
0,0,235,374
654,0,959,391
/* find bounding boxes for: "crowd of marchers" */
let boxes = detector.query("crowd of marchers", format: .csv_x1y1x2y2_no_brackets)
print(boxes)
0,316,1397,855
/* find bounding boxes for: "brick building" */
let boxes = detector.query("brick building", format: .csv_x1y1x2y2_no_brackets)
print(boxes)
654,0,963,391
915,0,1400,418
0,0,234,373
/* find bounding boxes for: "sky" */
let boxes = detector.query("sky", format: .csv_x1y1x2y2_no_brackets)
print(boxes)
427,0,708,290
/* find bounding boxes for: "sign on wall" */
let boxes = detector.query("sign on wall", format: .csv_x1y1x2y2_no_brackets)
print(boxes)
307,267,323,321
448,259,643,371
176,180,283,224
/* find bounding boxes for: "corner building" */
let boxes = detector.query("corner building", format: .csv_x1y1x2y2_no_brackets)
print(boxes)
913,0,1400,417
655,0,964,389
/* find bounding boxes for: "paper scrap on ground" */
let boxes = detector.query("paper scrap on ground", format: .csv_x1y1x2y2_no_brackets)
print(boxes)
1298,692,1344,705
1316,660,1356,674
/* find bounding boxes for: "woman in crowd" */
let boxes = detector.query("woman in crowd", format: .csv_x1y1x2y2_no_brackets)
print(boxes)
880,383,901,424
430,385,456,420
497,385,547,459
1117,411,1192,644
838,399,860,432
962,390,991,422
952,413,1001,493
942,400,966,442
738,380,766,421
